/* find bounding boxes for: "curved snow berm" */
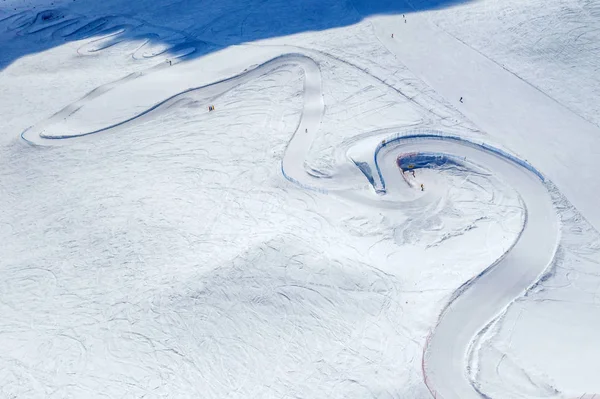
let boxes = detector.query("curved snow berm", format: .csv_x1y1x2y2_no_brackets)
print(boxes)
375,132,559,399
21,53,320,142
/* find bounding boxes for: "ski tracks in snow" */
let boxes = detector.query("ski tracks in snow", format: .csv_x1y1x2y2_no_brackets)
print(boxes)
19,34,561,399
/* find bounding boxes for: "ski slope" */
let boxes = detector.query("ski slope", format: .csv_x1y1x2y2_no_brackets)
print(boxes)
372,12,600,233
2,0,600,398
22,47,560,399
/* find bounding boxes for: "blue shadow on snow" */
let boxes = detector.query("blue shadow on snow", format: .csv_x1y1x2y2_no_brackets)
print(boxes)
0,0,473,72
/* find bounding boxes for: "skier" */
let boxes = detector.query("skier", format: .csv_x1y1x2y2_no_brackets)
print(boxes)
412,170,415,178
420,183,424,191
459,97,463,103
391,33,394,38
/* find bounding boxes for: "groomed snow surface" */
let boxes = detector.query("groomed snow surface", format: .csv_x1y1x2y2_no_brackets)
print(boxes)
2,0,600,398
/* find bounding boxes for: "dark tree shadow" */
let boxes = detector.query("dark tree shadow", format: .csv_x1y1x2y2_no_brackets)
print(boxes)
0,0,473,72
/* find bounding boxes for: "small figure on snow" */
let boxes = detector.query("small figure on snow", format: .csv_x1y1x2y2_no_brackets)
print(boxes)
459,97,463,103
305,128,308,133
391,33,394,38
411,170,415,178
420,183,424,191
208,105,215,112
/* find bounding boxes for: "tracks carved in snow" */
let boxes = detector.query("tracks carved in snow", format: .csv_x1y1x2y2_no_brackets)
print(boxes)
20,46,559,399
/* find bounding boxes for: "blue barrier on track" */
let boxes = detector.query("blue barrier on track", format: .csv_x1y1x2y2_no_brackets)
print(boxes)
397,152,465,171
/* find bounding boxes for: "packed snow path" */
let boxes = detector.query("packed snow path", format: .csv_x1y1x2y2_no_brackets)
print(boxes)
21,51,559,399
374,135,559,398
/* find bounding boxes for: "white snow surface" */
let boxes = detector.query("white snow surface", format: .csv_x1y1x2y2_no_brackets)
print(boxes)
1,0,600,398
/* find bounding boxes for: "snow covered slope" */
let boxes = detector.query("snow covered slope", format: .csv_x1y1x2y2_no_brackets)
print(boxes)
1,0,599,398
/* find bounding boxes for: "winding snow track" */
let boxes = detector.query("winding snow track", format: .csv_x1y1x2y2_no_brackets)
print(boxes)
375,135,559,398
21,51,559,399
